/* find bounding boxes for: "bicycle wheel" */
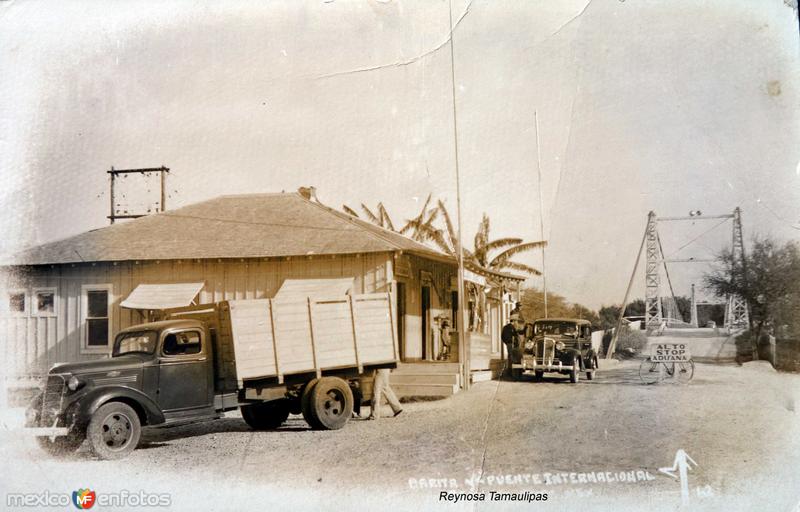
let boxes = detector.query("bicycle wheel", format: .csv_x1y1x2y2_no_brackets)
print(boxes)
674,360,694,384
639,358,664,384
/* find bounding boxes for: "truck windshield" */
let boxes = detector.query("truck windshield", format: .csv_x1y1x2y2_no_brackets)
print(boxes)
534,321,579,336
113,331,158,356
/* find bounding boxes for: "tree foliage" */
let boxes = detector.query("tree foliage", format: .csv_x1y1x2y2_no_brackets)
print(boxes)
519,287,600,327
704,237,800,339
342,197,546,276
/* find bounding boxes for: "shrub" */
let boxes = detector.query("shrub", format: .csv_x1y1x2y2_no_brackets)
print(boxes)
614,328,648,355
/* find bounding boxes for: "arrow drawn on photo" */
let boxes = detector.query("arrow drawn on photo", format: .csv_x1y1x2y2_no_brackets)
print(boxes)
659,449,698,505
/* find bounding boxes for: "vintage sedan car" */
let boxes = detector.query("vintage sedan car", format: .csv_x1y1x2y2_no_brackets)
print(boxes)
511,318,599,383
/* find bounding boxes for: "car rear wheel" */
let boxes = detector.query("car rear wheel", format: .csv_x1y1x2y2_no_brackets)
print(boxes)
533,370,544,381
86,402,141,460
511,368,523,381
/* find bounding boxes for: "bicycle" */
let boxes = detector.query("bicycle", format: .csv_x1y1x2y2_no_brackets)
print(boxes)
638,357,694,384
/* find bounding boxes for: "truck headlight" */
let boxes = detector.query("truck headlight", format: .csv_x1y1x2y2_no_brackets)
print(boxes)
524,340,534,350
67,376,83,391
555,341,565,351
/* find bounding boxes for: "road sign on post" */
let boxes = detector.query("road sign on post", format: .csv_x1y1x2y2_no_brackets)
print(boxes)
650,343,692,362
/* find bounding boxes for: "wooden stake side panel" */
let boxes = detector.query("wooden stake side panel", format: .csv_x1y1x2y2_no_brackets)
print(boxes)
352,294,395,364
228,293,396,383
271,298,316,374
309,298,358,369
228,300,278,381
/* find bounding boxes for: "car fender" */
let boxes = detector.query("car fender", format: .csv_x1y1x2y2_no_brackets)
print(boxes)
558,348,582,369
67,386,165,427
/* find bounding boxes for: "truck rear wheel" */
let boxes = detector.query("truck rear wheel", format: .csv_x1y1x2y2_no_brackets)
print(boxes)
241,399,291,430
303,377,353,430
86,402,141,460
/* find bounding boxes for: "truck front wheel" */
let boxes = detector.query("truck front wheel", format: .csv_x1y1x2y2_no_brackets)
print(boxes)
86,402,142,460
36,428,85,456
303,377,353,430
241,399,291,430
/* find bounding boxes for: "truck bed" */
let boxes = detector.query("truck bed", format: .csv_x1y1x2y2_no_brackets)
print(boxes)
167,293,397,389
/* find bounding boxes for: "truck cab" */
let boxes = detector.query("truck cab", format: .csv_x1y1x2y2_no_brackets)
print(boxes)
27,320,223,460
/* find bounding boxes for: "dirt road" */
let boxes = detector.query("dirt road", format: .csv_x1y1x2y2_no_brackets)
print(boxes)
2,360,798,511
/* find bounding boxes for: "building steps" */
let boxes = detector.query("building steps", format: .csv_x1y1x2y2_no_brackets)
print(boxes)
470,370,493,383
360,362,462,399
390,373,460,385
391,383,459,398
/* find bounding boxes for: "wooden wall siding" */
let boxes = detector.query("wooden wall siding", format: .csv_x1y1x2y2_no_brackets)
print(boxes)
0,252,392,378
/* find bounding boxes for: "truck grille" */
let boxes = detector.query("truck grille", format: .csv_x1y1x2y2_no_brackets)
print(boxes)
39,375,66,427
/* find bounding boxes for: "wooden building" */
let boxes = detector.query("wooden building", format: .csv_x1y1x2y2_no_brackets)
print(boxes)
0,192,523,393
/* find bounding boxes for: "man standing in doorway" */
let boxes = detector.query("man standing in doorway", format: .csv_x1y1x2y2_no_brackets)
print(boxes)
502,313,525,378
368,368,403,420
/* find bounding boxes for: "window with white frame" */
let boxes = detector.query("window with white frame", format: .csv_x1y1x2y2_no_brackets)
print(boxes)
7,290,27,316
82,285,112,351
33,287,57,317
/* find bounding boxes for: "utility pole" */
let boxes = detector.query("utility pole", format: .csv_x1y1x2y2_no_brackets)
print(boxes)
107,166,170,225
690,284,698,328
447,0,469,390
606,215,648,358
534,110,548,318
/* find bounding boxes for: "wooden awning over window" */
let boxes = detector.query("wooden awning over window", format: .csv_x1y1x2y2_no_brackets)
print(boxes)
274,278,355,301
120,282,205,310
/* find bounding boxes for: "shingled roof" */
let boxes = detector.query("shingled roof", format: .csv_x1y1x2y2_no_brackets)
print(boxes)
7,193,451,266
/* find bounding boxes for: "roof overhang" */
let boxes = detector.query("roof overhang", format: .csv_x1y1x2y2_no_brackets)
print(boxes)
121,282,205,310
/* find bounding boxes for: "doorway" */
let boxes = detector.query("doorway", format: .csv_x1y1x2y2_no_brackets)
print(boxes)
396,282,406,361
421,286,431,360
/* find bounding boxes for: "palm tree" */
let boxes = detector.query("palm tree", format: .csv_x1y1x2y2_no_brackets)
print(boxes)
343,194,440,243
344,198,544,276
342,202,396,231
472,213,546,276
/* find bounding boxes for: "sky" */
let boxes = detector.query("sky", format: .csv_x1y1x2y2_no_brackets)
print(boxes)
0,0,798,309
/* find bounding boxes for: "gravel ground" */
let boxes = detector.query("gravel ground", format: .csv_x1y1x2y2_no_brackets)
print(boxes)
1,360,798,512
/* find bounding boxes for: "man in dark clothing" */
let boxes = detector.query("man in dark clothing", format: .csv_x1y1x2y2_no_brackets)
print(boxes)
502,313,525,378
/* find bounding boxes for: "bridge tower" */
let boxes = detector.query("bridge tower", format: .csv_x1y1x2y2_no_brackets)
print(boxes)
724,207,750,330
644,212,662,331
643,208,750,334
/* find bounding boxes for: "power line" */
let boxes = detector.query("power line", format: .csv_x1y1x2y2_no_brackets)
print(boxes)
666,217,731,259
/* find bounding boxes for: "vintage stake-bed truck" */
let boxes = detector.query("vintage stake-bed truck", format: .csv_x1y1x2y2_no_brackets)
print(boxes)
26,292,397,459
